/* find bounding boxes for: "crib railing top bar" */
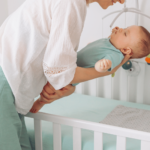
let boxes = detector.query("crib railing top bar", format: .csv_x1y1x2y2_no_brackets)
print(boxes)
26,112,150,142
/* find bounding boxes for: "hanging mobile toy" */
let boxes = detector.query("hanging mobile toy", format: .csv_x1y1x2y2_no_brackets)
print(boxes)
145,54,150,65
111,72,115,77
122,60,132,70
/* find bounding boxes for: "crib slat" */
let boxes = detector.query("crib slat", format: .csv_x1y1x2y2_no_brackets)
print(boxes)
34,119,43,150
75,83,83,94
94,132,103,150
73,127,81,150
97,77,104,97
53,123,61,150
136,63,145,103
88,79,97,96
141,141,150,150
82,79,97,96
104,75,112,99
117,136,126,150
120,68,128,101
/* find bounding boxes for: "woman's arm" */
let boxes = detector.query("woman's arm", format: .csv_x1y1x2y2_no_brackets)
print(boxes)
39,55,130,103
70,54,131,84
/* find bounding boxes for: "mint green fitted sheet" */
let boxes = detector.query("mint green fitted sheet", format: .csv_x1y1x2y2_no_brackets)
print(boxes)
25,93,150,150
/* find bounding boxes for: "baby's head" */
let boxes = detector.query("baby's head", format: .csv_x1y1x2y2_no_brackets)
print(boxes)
110,25,150,59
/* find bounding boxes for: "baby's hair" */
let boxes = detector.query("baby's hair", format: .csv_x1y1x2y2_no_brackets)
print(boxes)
132,26,150,58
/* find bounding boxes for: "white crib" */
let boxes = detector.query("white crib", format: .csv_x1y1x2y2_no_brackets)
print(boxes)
1,0,150,149
25,57,150,150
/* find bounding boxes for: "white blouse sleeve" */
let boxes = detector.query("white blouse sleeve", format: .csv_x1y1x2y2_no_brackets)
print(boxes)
43,0,86,90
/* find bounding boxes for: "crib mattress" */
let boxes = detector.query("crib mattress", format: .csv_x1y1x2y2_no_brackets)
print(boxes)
25,93,150,150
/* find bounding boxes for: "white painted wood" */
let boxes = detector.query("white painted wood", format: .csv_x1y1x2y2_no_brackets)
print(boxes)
111,74,115,99
136,63,145,103
116,136,126,150
95,78,99,97
34,119,43,150
120,68,128,101
75,83,83,94
111,68,121,100
103,75,112,99
96,77,105,98
141,141,150,150
90,79,97,97
128,75,137,103
53,123,61,150
26,112,150,142
82,82,87,95
73,127,81,150
143,64,150,105
83,79,97,97
94,132,103,150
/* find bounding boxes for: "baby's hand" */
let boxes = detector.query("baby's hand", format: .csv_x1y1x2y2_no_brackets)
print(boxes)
95,59,112,72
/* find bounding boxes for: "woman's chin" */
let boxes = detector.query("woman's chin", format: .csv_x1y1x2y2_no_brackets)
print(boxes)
101,4,112,10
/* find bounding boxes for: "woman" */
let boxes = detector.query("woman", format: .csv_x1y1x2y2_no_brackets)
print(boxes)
0,0,126,149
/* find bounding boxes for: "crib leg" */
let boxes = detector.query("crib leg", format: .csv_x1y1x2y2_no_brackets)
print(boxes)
34,119,43,150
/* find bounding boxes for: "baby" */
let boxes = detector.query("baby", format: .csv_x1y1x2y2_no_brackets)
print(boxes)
30,25,150,113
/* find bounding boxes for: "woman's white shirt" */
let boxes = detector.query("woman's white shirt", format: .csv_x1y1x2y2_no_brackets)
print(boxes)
0,0,87,115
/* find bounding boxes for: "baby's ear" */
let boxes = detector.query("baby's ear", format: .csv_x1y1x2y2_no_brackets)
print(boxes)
120,47,133,55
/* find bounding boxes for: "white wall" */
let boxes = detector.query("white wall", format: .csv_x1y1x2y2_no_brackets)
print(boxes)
0,0,150,104
0,0,8,25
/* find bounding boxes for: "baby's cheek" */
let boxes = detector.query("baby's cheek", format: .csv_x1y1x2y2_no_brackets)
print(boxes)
112,38,122,49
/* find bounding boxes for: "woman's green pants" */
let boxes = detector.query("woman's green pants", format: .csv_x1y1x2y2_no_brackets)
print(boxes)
0,67,32,150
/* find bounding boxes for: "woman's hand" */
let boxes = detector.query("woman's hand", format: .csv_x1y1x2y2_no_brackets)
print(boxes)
39,83,75,104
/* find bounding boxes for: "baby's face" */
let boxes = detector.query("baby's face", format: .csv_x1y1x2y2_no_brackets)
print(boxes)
110,25,141,50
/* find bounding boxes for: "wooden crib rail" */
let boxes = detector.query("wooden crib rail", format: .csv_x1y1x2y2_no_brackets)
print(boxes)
26,112,150,150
